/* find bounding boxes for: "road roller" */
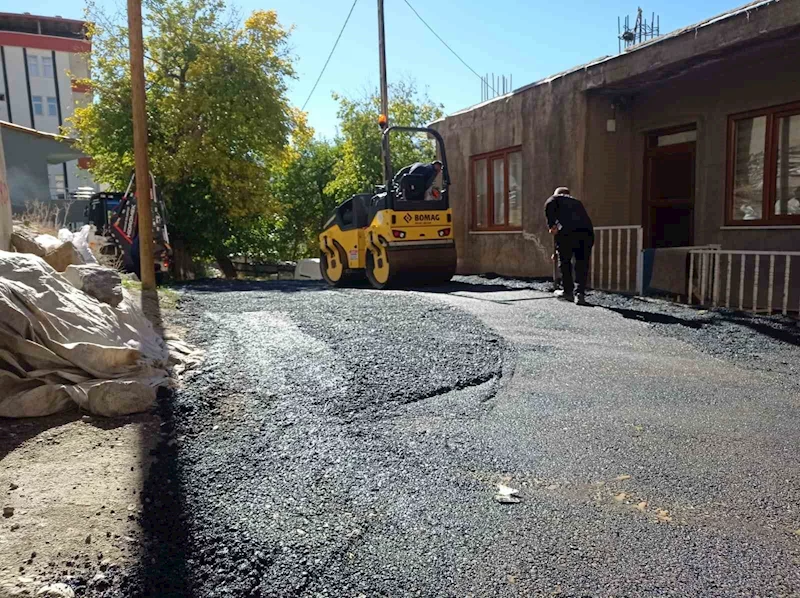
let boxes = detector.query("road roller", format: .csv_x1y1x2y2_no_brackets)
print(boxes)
319,125,456,289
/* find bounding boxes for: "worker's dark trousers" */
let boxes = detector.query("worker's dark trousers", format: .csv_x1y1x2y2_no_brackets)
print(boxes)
556,231,594,296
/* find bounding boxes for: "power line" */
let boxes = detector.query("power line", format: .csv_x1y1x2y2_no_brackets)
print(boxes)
301,0,359,111
400,0,498,96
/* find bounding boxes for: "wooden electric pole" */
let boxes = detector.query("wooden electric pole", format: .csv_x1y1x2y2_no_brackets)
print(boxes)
127,0,156,290
377,0,390,184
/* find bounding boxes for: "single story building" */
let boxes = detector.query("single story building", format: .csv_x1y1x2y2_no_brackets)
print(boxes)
1,120,90,226
431,0,800,310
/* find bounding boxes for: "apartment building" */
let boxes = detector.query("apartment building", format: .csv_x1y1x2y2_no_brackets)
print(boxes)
0,11,95,203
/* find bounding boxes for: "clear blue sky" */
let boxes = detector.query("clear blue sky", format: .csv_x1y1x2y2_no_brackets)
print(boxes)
6,0,744,138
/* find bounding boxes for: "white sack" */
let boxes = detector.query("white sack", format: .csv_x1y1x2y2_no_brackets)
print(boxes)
0,251,169,418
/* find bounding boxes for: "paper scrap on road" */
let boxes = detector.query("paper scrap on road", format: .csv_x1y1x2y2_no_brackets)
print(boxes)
494,483,521,504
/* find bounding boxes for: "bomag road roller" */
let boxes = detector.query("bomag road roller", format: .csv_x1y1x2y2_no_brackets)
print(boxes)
319,125,456,289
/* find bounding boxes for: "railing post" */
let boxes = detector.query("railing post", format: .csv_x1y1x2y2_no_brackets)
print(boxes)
616,229,622,291
700,253,707,305
635,227,644,296
712,252,720,308
688,251,694,305
767,255,775,315
626,228,631,291
725,254,732,309
739,254,746,311
783,256,791,316
607,228,612,291
753,255,760,313
598,230,604,289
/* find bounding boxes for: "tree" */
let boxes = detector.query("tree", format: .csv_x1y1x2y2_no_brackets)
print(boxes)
270,138,340,260
326,80,444,202
69,0,298,278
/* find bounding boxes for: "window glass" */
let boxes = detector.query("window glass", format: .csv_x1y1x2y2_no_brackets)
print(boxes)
32,95,43,116
41,56,53,78
731,116,766,221
508,151,522,226
493,158,505,225
657,130,696,146
775,113,800,216
474,159,487,228
27,55,39,77
47,97,58,117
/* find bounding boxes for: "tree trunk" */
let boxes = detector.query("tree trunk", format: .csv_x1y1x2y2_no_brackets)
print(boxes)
215,252,238,279
170,237,195,281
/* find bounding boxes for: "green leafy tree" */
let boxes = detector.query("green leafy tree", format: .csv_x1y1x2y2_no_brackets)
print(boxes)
271,138,340,260
69,0,297,277
326,80,444,202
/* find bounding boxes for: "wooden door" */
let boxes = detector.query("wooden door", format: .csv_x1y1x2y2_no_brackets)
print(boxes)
644,127,697,249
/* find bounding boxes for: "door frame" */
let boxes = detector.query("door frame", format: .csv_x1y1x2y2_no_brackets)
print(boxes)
643,124,697,249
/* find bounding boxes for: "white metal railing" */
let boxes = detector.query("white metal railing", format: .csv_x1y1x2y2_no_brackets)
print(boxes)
49,187,95,201
591,225,643,294
688,248,800,315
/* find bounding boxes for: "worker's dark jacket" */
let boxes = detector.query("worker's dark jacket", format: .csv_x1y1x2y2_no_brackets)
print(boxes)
544,194,594,236
408,162,438,188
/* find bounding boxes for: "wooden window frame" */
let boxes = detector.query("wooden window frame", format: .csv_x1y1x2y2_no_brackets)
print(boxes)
726,100,800,226
469,145,523,231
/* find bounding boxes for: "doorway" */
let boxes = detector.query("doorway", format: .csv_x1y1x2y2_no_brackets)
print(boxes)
644,126,696,248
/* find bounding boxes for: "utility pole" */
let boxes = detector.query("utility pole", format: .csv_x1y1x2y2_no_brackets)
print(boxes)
377,0,391,184
377,0,389,120
127,0,156,290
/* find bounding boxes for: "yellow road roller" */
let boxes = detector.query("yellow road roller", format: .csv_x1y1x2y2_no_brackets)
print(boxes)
319,126,456,289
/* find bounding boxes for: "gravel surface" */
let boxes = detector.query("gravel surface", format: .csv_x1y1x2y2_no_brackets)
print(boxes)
108,282,505,597
98,277,799,597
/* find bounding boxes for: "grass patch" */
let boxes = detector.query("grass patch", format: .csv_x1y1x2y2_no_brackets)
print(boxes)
121,278,141,291
121,278,180,310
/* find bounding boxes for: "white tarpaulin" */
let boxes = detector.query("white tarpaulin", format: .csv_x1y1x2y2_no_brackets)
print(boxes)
0,251,169,418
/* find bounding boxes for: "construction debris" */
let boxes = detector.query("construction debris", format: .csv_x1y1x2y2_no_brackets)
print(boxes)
10,227,85,272
0,251,169,418
63,264,124,307
494,483,521,504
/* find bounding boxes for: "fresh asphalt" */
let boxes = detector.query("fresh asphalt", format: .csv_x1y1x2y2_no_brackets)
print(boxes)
114,276,800,597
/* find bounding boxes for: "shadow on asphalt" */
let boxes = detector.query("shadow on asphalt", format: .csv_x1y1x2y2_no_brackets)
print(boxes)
127,386,191,598
605,306,707,329
122,288,193,597
714,311,800,346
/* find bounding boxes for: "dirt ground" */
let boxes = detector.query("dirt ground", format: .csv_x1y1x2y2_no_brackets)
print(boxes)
0,283,186,598
0,412,161,597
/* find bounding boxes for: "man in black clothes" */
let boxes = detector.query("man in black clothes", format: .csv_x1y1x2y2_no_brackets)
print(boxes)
409,160,442,189
544,187,594,305
394,160,443,200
